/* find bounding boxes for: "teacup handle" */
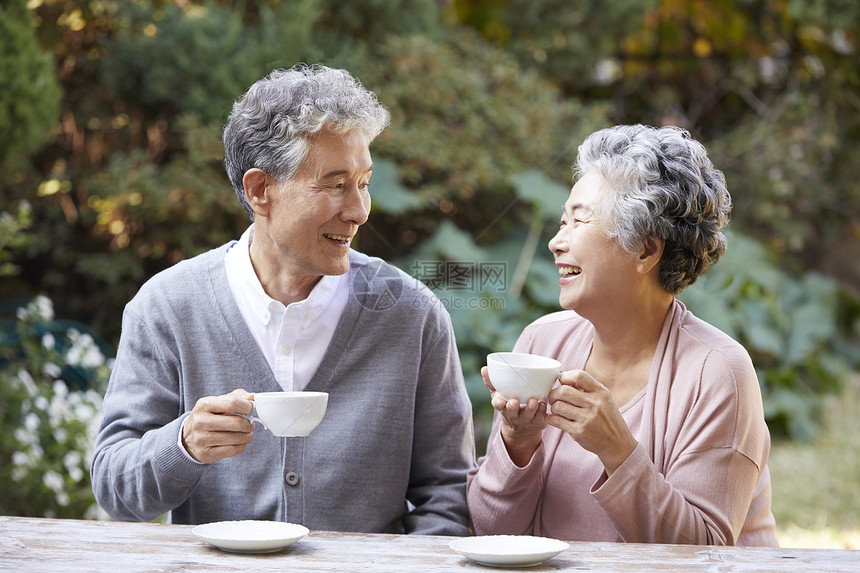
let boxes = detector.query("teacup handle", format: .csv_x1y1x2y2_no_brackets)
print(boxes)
242,405,269,432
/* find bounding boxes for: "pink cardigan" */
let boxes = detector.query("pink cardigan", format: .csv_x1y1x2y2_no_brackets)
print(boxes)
467,300,778,546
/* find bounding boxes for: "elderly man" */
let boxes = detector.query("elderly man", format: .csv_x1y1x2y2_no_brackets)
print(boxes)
91,65,475,535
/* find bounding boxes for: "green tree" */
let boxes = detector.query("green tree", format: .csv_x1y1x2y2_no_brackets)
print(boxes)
0,0,61,169
450,0,657,92
2,0,857,456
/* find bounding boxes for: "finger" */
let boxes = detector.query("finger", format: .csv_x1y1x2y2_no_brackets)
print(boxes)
504,398,522,416
189,409,254,434
544,412,577,435
182,416,254,463
528,399,550,423
481,366,497,392
194,391,253,416
547,384,584,408
545,395,576,421
558,370,603,393
491,391,509,410
521,397,541,420
228,388,254,415
191,441,251,465
557,370,586,389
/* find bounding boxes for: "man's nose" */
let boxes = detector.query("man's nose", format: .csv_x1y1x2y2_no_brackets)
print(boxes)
341,184,369,225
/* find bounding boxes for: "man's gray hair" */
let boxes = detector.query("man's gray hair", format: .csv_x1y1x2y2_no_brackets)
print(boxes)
223,64,390,217
575,124,731,295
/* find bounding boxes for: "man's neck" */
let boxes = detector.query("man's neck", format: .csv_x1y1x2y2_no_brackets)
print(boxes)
248,233,322,306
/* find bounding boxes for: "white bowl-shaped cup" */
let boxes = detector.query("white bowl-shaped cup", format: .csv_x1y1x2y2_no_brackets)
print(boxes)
250,392,328,437
486,352,561,404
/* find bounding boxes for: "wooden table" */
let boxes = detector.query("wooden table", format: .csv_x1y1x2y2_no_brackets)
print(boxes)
1,516,857,572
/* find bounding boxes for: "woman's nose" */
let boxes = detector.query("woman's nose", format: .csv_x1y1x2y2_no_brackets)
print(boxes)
548,228,566,254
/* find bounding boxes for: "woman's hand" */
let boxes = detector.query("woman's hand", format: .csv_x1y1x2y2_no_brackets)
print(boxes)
482,366,547,467
546,370,638,476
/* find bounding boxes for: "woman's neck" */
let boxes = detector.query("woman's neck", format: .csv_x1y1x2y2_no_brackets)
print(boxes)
585,293,674,404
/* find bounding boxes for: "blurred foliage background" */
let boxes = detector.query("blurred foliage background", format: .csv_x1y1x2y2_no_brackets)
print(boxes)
1,0,859,523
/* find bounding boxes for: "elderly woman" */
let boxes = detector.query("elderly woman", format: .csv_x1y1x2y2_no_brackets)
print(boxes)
466,125,777,546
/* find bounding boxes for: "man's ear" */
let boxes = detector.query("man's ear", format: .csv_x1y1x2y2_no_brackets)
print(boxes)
242,168,272,218
637,235,665,274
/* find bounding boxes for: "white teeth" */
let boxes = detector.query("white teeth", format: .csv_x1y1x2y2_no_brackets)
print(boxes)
558,266,580,276
324,233,351,243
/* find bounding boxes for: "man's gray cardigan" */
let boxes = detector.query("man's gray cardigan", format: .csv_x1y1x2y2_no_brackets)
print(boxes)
91,245,475,535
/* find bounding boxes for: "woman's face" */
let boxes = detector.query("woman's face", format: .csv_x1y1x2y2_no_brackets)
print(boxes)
548,172,640,315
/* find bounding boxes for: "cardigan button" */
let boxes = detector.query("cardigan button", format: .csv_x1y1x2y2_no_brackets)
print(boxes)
285,472,299,486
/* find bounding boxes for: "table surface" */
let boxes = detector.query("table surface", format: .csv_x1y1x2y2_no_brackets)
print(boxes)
1,516,857,572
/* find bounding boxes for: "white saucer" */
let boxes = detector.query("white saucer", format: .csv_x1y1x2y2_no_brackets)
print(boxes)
192,520,309,553
449,535,569,567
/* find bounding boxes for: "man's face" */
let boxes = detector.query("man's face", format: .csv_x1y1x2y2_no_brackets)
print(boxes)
260,129,372,279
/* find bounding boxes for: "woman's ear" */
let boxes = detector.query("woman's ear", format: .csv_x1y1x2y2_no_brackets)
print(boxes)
242,168,272,218
637,235,664,274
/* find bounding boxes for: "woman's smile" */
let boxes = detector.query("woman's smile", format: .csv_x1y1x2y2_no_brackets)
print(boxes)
556,263,582,285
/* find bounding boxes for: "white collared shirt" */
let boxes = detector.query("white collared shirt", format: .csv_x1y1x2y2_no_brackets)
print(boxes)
224,224,349,391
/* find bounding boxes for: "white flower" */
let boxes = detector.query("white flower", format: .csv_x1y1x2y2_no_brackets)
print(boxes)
48,396,67,426
68,466,83,482
42,332,56,349
593,58,621,85
43,470,65,494
64,451,84,482
17,368,38,397
53,428,68,443
21,295,55,321
24,412,40,432
14,426,33,447
84,504,111,521
43,362,62,379
53,380,69,399
12,451,28,466
34,395,49,411
65,330,105,368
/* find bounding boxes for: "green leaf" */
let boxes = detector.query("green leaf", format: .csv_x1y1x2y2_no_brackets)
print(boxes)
419,220,487,262
510,169,570,221
368,158,424,215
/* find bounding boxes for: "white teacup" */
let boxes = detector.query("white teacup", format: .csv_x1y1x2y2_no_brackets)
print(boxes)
486,352,561,404
249,391,328,437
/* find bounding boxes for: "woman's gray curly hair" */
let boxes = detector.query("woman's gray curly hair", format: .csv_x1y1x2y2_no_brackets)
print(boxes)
575,124,731,295
223,64,390,217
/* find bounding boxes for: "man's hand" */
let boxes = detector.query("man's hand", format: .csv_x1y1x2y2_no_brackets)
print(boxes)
181,389,255,464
